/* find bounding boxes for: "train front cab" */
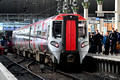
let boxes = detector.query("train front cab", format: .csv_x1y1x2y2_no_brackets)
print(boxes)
48,14,89,67
60,15,89,65
59,15,79,65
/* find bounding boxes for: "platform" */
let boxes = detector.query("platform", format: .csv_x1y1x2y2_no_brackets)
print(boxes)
86,53,120,74
87,53,120,62
0,62,18,80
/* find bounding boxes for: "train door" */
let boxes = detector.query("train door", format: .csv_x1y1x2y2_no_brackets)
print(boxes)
30,25,34,50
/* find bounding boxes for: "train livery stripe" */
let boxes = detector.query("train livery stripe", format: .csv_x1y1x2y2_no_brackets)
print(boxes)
21,41,23,48
25,40,27,49
41,40,44,51
66,20,76,51
71,20,76,51
33,25,36,50
66,20,71,51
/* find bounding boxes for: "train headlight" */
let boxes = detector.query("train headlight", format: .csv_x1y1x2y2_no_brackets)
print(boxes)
50,41,59,48
81,41,89,48
81,44,85,48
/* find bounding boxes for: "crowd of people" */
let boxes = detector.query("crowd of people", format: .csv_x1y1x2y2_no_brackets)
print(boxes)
88,28,120,55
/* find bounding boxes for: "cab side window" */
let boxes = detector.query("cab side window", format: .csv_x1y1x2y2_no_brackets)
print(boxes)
78,21,86,38
53,21,62,38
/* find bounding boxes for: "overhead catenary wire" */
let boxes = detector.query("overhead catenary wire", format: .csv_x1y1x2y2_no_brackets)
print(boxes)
35,5,58,15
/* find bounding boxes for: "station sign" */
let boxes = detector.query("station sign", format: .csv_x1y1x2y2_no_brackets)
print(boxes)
89,20,100,24
2,22,30,31
89,17,100,24
95,17,100,20
3,27,19,31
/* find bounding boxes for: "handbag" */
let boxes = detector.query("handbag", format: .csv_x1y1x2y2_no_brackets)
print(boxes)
116,42,120,50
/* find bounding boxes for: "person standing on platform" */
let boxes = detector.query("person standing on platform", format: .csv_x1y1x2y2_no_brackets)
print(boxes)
88,32,95,53
109,28,118,55
1,35,6,46
104,32,110,55
94,30,101,54
100,32,103,54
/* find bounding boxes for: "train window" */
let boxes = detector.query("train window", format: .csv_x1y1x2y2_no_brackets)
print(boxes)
34,25,38,37
26,27,30,36
53,21,62,38
78,21,86,38
37,31,41,36
31,25,34,37
47,25,50,38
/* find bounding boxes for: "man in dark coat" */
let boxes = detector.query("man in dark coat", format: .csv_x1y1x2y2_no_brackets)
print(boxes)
88,32,95,53
99,32,103,54
109,28,118,55
94,30,101,54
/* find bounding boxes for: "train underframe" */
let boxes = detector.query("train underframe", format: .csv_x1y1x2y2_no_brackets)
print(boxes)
13,47,81,70
14,48,57,69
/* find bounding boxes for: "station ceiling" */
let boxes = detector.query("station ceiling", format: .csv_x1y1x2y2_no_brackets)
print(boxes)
0,0,115,17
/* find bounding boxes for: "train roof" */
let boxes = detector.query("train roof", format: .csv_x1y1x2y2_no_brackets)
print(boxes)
14,14,85,31
52,14,86,21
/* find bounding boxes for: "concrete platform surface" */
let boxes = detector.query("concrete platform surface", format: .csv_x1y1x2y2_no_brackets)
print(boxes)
0,62,18,80
87,53,120,62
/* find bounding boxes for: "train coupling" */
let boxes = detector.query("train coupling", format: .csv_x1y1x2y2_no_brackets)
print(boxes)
67,54,75,62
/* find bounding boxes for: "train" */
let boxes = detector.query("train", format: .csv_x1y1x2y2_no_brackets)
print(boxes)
0,36,12,55
12,14,89,68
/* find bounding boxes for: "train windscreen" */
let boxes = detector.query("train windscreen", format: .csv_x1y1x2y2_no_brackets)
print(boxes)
78,21,86,38
53,21,62,38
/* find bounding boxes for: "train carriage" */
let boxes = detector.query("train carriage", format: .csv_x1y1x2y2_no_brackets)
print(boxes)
12,14,89,68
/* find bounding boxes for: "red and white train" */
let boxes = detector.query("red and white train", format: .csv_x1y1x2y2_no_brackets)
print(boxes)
12,14,89,67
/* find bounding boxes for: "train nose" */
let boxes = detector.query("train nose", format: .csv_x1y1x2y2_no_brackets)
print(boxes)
67,54,75,62
62,15,78,52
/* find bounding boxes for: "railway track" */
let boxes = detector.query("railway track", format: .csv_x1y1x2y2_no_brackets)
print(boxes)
4,53,119,80
5,54,81,80
29,62,78,80
3,55,44,80
28,61,114,80
27,56,113,80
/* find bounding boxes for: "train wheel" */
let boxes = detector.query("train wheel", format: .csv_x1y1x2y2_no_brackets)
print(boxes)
45,56,56,71
45,56,53,66
30,53,33,59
